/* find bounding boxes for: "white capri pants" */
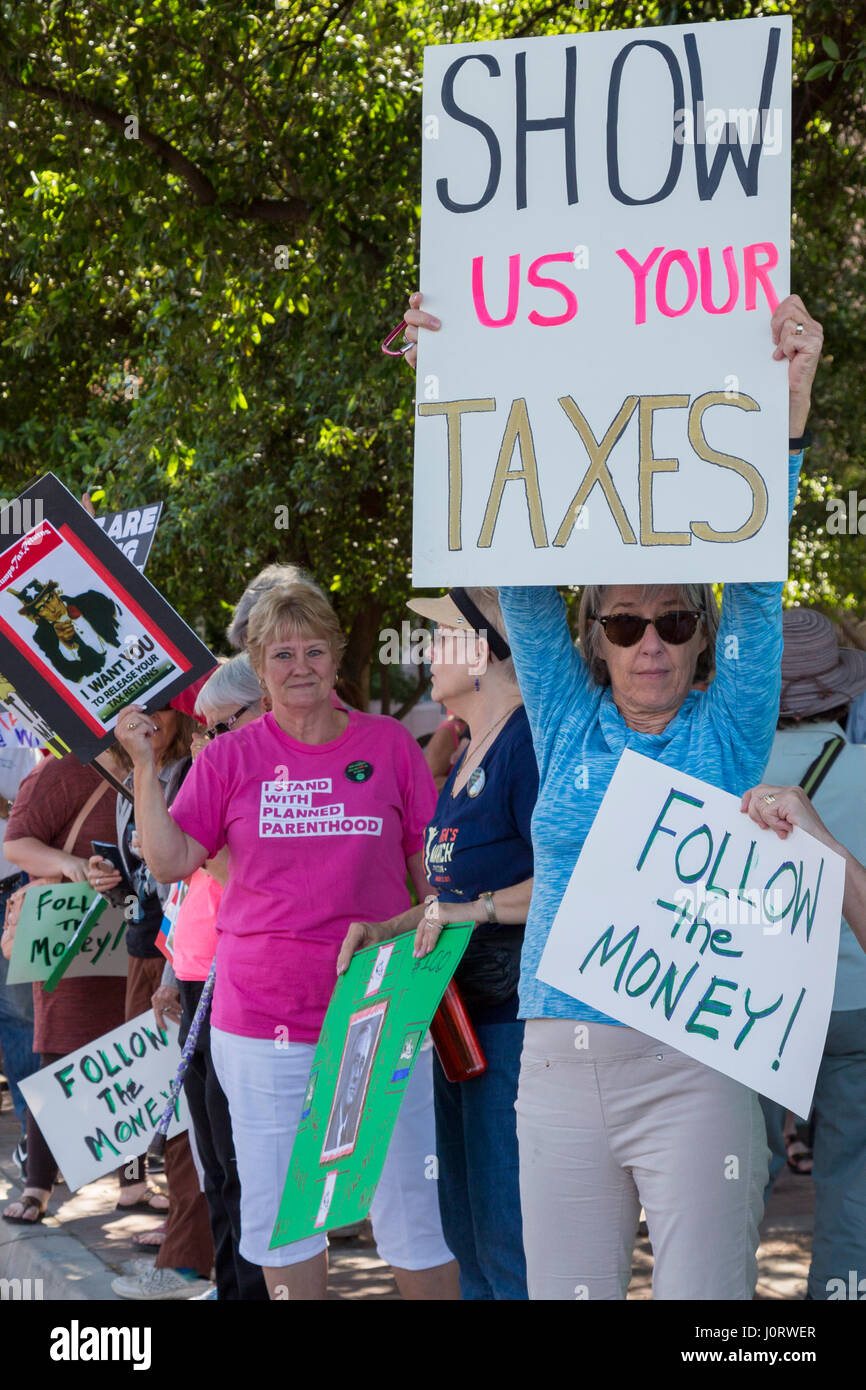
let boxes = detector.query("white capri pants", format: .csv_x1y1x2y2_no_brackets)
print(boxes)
517,1019,769,1300
211,1027,454,1271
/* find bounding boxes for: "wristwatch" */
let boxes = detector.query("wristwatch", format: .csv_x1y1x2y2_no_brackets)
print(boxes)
479,891,497,925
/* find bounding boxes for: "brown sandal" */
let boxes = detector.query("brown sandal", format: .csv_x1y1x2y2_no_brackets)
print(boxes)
3,1194,48,1224
115,1190,169,1213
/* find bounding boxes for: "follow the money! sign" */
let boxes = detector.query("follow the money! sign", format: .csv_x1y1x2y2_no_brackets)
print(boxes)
19,1011,189,1193
414,15,792,584
537,751,843,1115
6,882,128,985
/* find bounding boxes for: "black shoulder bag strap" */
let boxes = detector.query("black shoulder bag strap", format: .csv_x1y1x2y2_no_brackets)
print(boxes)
798,735,846,799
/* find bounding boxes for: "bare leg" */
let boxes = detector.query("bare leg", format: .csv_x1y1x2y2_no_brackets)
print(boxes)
391,1259,461,1300
263,1251,328,1301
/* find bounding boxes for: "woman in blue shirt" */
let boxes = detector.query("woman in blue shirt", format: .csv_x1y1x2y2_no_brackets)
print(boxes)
402,292,822,1299
341,585,537,1299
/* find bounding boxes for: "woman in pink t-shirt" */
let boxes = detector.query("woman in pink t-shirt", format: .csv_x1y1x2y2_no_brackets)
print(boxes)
114,584,458,1300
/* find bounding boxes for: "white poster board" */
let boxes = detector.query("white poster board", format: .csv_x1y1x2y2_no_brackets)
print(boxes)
0,705,45,751
537,751,842,1114
19,1011,189,1192
415,16,791,584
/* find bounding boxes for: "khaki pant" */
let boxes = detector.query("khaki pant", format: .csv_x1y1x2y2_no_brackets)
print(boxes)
516,1019,768,1300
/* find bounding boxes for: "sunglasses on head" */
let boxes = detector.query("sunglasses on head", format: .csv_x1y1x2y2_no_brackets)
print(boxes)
592,610,703,647
201,706,250,740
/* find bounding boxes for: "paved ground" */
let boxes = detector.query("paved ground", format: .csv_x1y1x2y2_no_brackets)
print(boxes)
0,1089,813,1300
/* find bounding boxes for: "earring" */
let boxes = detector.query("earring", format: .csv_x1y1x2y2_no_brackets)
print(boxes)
474,677,480,691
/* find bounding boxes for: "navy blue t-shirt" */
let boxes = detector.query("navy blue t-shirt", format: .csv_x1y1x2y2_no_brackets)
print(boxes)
424,706,538,1021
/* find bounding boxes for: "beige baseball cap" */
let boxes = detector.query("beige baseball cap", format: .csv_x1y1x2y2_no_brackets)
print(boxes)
406,588,511,660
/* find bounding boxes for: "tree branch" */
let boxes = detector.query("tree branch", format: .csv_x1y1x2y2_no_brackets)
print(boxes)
0,68,310,227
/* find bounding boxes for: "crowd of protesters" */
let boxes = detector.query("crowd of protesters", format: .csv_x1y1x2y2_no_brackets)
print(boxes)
1,289,865,1302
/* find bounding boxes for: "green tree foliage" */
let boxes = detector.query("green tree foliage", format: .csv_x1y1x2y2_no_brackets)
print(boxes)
0,0,864,701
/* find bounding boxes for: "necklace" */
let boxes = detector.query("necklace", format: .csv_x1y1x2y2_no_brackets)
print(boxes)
454,703,521,794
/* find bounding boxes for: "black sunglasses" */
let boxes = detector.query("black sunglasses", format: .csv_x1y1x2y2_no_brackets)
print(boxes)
202,706,250,740
592,610,703,648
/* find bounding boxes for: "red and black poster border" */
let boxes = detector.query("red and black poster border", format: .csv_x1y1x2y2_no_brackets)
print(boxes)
0,473,216,764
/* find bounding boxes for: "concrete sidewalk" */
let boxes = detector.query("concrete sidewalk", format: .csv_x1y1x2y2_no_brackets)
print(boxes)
0,1090,812,1301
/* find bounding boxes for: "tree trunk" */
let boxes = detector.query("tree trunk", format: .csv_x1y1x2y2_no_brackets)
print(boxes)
341,601,383,710
380,660,391,718
394,665,431,722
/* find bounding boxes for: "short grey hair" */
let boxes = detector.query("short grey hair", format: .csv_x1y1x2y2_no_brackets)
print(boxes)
465,586,518,685
227,563,324,650
196,653,264,723
577,583,720,688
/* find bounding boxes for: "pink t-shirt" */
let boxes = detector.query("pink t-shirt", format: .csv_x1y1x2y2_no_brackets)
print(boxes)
169,710,435,1041
172,869,223,983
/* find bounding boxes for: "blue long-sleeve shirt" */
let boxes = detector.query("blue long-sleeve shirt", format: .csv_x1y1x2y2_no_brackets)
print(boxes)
499,451,804,1024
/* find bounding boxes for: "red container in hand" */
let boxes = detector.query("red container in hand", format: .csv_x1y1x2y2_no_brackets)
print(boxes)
431,980,487,1082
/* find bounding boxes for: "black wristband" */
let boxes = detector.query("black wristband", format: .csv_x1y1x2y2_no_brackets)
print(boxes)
789,429,813,451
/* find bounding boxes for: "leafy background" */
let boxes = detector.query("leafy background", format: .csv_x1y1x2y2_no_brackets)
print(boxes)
1,0,863,706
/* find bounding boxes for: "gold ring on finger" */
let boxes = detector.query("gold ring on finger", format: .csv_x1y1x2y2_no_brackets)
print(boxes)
127,720,139,730
762,793,777,805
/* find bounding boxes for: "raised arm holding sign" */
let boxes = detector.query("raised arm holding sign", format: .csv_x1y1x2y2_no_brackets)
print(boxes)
401,13,825,1304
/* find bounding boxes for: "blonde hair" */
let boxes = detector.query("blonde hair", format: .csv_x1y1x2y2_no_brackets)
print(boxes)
246,583,346,680
577,583,719,688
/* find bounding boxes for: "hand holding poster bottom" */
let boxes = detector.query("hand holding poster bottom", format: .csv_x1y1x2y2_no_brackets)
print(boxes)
536,751,844,1115
270,923,473,1248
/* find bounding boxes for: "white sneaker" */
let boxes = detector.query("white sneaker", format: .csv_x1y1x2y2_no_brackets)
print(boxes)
189,1286,218,1300
112,1266,214,1301
118,1257,156,1276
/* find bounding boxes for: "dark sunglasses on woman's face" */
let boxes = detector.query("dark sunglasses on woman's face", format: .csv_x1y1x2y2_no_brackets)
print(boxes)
203,706,250,740
592,610,703,648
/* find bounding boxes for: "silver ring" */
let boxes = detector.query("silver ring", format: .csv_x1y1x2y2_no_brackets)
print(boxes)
794,322,805,335
762,793,777,805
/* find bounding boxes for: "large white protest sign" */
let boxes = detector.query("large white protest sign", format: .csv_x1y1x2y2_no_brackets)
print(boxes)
19,1011,189,1192
415,16,791,585
537,751,842,1114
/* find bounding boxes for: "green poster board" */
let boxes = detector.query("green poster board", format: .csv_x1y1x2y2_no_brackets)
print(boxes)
270,923,473,1250
6,881,124,986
